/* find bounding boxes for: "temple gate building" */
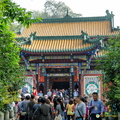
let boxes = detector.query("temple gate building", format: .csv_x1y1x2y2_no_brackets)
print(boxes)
16,10,120,98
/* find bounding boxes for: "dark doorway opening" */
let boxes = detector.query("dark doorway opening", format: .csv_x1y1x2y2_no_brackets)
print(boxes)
52,81,69,90
39,83,44,92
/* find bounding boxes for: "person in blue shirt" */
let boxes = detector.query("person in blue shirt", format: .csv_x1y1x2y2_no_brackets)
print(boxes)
88,92,104,120
22,85,28,94
73,89,79,99
38,91,43,97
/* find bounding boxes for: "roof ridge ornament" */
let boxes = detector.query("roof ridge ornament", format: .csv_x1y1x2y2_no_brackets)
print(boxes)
105,10,114,32
28,32,37,45
29,32,36,38
16,37,29,45
63,9,72,18
106,10,114,18
66,9,69,16
81,30,89,43
81,30,103,44
100,39,104,48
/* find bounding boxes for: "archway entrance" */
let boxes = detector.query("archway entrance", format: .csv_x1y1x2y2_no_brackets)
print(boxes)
49,77,70,90
52,81,69,89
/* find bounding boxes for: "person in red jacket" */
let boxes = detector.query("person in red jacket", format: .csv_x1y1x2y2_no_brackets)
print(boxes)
32,87,38,96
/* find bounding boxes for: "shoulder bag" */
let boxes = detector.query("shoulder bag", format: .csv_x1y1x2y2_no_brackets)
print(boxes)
77,104,83,118
55,105,62,120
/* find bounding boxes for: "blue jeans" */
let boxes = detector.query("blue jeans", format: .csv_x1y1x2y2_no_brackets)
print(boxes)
62,116,65,120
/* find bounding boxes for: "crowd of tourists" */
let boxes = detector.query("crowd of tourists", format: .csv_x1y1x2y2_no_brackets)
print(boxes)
15,87,109,120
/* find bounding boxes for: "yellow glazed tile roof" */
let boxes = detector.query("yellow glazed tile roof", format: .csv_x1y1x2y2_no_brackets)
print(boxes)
93,50,108,58
21,39,97,52
16,21,119,38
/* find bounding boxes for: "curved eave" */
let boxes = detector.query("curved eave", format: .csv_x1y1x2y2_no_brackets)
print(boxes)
21,43,99,53
92,50,108,59
92,55,107,60
21,44,99,55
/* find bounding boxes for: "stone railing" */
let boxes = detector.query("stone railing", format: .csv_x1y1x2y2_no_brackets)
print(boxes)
0,106,18,120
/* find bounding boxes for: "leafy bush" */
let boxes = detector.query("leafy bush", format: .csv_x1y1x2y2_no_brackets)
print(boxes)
96,36,120,112
0,0,41,111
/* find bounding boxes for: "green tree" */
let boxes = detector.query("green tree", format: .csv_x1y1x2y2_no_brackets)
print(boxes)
32,0,82,19
0,0,40,111
97,36,120,112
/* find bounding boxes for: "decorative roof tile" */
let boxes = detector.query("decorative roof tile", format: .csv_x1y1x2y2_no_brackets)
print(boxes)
16,21,119,38
93,50,108,58
17,10,119,54
21,39,99,53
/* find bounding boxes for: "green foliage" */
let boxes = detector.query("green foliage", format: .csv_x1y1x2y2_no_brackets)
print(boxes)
96,35,120,112
32,0,82,19
0,0,41,111
0,0,40,27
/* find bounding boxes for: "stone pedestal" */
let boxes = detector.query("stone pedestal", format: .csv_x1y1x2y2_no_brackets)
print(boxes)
9,110,14,118
0,111,4,120
13,106,18,113
4,111,9,120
